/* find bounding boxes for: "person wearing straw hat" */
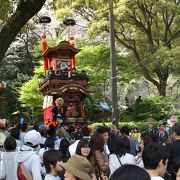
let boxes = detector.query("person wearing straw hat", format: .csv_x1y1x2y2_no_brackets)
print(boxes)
60,154,93,180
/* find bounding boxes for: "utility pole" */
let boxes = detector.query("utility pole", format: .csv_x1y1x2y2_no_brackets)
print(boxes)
109,0,119,127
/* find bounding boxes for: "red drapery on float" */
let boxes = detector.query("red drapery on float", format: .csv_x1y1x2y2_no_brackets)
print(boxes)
41,35,49,70
70,36,76,69
43,106,53,126
43,95,54,127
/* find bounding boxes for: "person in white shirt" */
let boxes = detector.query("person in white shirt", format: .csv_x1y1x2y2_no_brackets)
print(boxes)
2,136,18,180
39,137,55,163
135,138,144,168
68,131,82,156
109,135,135,176
142,143,170,180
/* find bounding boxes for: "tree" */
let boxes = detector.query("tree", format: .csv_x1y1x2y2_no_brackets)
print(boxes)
18,75,44,117
76,43,136,88
54,0,180,96
76,44,110,87
0,22,43,119
0,0,46,62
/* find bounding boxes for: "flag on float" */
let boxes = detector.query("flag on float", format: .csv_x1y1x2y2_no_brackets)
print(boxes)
43,95,53,126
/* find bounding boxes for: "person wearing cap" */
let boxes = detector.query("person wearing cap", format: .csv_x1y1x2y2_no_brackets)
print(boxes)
17,130,43,180
60,154,93,180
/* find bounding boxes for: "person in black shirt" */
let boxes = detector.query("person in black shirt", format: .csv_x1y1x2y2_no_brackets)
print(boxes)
167,123,180,174
50,98,67,138
48,67,55,79
135,96,142,104
51,97,66,126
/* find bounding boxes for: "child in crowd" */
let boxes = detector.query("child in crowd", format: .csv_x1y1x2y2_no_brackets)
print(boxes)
43,149,63,180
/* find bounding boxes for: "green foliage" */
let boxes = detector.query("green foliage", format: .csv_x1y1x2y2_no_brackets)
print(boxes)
120,111,134,122
18,75,43,110
0,0,14,25
0,27,38,119
0,84,20,119
120,96,179,122
76,44,110,86
76,43,138,121
91,121,163,133
91,117,180,133
135,97,172,120
84,92,108,120
76,43,136,86
84,97,100,120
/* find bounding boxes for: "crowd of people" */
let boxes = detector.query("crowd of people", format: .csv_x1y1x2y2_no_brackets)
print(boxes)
0,118,180,180
48,67,89,81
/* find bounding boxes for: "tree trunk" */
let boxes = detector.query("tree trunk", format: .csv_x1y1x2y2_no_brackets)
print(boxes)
144,70,169,97
0,0,46,62
143,75,168,96
156,66,169,96
157,74,169,97
157,78,167,96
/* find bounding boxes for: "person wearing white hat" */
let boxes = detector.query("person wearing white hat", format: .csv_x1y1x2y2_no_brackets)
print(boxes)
17,130,42,180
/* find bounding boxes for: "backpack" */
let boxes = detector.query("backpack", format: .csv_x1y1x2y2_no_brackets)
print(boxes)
0,152,6,180
17,162,33,180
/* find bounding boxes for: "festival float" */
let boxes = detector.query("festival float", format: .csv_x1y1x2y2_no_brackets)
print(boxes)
39,17,91,126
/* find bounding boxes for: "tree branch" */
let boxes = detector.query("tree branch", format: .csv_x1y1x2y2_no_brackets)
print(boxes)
164,30,180,47
0,0,46,62
76,7,95,22
138,1,157,52
114,31,135,51
115,31,160,88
